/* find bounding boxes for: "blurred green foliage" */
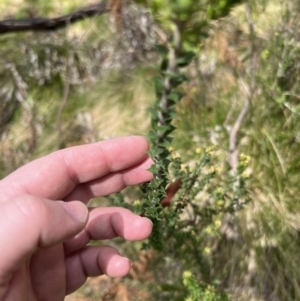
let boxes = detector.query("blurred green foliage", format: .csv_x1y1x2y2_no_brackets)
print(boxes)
134,0,243,51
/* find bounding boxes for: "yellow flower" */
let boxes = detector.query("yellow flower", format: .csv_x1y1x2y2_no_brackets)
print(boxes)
208,166,220,174
133,200,141,206
241,170,251,179
209,166,216,174
261,49,270,60
216,199,224,207
171,151,180,159
239,153,251,168
204,226,213,234
205,145,215,155
181,164,191,172
216,187,224,194
183,271,192,279
183,271,193,286
214,219,221,228
195,147,201,154
203,247,211,255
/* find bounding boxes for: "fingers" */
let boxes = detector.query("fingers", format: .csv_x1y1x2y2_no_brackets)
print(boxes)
64,207,153,255
0,136,151,202
64,157,153,203
65,246,131,294
0,195,88,283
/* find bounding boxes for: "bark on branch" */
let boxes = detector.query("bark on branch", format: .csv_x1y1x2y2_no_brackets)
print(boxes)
0,2,110,34
228,1,256,170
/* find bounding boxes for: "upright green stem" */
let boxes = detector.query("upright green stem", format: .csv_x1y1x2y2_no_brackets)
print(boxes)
156,25,181,174
142,24,187,250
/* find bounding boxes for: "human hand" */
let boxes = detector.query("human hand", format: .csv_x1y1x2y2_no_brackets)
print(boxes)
0,136,153,301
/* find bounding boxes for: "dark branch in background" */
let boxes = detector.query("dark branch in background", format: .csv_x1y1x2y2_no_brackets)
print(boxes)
0,2,110,34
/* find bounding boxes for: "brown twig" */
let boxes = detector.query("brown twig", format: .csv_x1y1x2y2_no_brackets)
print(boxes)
228,1,257,170
228,80,251,170
0,2,110,34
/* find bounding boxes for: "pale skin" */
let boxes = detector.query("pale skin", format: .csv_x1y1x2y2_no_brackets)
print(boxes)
0,136,154,301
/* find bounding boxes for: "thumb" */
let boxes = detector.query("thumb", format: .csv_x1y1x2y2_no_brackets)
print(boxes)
0,195,88,276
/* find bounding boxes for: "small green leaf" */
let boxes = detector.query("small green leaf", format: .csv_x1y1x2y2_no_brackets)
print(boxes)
155,44,169,57
171,74,188,87
161,58,168,71
167,90,185,102
152,76,164,95
176,51,195,67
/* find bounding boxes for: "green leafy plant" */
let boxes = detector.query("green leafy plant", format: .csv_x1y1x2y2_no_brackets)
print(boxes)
104,3,250,297
126,1,250,299
183,271,230,301
135,0,247,242
142,43,194,250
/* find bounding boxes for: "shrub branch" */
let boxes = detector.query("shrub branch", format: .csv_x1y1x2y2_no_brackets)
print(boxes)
0,2,110,34
228,2,257,170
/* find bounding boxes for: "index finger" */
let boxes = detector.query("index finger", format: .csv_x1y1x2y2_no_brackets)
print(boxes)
0,136,150,202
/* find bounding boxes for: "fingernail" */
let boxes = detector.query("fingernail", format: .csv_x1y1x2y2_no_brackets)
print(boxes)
142,217,153,226
123,257,132,267
61,201,88,223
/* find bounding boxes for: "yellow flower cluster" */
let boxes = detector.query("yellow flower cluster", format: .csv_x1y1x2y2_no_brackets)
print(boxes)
216,199,224,207
208,166,221,174
168,146,181,159
241,170,251,179
239,153,251,167
133,200,141,206
181,164,191,171
261,49,270,60
216,187,224,194
195,147,201,154
171,152,180,159
205,145,215,155
183,270,192,279
204,225,213,234
203,247,211,255
214,219,221,229
183,270,193,287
